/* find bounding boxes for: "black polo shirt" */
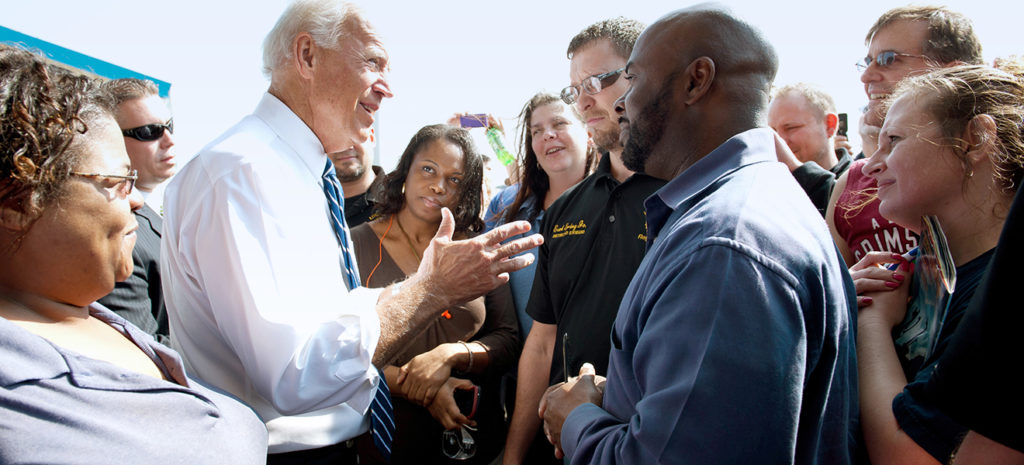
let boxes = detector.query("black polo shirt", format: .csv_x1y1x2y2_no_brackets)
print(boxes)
526,152,665,384
344,165,384,227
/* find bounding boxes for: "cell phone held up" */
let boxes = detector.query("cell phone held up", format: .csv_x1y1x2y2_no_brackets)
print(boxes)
837,113,848,137
458,114,488,128
453,384,480,420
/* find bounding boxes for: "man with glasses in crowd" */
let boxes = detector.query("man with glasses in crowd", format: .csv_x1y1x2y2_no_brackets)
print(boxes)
775,5,982,218
503,17,664,465
858,5,982,153
96,78,175,343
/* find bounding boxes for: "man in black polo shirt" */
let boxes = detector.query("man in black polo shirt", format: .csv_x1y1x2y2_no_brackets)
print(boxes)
329,131,383,226
502,17,665,465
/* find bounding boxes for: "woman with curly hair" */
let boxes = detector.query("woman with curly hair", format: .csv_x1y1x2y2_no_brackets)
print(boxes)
0,44,266,463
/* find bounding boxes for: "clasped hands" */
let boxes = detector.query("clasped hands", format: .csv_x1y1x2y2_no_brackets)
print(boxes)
539,363,606,459
392,344,476,430
850,251,915,328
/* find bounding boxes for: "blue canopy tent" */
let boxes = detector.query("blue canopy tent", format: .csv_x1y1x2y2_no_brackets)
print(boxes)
1,24,171,97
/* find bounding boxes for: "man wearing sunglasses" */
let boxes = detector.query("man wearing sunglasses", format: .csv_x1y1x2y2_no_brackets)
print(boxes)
95,78,173,345
792,6,982,226
859,6,982,154
504,17,664,465
109,80,177,203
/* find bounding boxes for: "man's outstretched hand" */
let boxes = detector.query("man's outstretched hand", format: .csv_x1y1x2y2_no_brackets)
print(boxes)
419,207,543,306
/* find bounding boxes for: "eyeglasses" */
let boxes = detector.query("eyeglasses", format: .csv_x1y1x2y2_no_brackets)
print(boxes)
441,425,477,460
856,51,927,72
71,169,138,196
122,119,173,141
560,68,625,105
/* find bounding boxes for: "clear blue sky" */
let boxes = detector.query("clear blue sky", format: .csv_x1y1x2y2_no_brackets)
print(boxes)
4,0,1020,185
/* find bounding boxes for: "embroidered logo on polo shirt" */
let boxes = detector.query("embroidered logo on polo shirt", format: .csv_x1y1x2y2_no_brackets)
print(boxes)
552,220,587,239
638,210,648,241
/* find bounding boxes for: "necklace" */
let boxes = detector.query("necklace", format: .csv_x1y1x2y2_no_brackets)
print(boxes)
394,215,423,262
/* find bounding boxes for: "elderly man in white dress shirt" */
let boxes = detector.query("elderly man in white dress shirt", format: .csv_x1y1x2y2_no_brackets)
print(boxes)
160,1,541,463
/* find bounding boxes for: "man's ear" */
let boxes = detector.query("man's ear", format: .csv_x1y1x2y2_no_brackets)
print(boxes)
824,113,839,137
682,57,716,106
292,32,317,80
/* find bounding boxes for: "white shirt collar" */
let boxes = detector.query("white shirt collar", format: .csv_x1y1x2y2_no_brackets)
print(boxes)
253,92,329,181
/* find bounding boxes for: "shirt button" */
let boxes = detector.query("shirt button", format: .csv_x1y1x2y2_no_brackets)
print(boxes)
609,215,616,223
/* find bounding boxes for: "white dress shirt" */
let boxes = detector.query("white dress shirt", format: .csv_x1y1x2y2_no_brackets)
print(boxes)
162,93,383,453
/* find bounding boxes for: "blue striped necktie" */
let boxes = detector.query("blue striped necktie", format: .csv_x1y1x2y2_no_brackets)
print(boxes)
321,159,360,290
321,159,395,460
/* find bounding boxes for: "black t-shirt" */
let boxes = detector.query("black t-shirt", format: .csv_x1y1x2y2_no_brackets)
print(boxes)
344,166,384,227
891,248,995,463
913,186,1024,453
526,152,664,383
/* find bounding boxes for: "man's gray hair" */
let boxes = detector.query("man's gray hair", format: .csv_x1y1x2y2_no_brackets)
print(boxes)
261,0,364,79
772,83,836,119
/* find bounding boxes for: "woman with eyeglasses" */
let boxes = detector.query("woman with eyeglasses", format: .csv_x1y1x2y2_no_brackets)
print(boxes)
850,62,1024,465
350,124,518,464
0,45,267,463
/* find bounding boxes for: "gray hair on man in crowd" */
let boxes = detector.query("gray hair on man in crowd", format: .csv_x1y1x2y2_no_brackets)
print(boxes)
261,0,366,78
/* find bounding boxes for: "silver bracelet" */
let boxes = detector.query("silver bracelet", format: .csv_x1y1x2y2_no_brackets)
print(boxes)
458,340,473,372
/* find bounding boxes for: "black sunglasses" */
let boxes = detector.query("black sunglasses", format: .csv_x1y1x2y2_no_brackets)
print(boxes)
123,119,173,141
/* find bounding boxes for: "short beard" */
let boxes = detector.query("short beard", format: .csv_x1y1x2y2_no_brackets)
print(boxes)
592,125,622,153
621,79,674,174
336,164,367,183
621,125,649,173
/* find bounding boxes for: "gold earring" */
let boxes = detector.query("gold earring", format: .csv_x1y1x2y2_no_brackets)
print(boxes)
401,183,406,194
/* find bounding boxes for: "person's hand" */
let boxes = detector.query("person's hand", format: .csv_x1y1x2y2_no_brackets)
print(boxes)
850,252,913,318
538,363,605,459
772,131,802,171
397,344,456,406
426,377,477,430
850,252,912,302
860,111,881,158
835,134,853,153
445,113,503,133
419,208,542,307
485,114,504,134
